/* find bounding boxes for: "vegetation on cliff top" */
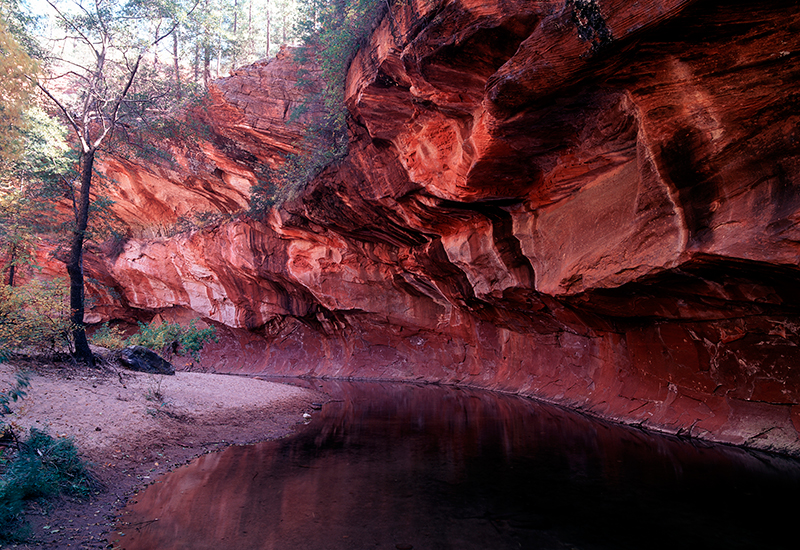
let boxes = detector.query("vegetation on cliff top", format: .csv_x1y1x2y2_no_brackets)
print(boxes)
250,0,389,210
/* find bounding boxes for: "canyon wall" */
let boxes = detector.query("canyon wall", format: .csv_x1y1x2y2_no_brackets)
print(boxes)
82,0,800,454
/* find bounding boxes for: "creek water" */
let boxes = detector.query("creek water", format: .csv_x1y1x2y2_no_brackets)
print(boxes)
114,381,800,550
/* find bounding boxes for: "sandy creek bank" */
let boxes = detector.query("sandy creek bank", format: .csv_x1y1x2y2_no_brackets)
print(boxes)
0,359,324,549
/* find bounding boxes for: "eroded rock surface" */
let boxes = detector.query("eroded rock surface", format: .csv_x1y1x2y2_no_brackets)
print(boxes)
78,0,800,454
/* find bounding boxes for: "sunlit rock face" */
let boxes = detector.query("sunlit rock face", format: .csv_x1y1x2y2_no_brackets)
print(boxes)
83,0,800,455
95,45,322,233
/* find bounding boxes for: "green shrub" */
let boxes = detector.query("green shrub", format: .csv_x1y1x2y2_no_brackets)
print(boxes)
299,0,388,149
126,319,218,360
89,322,128,350
0,371,29,416
0,280,72,360
8,429,94,497
177,320,218,359
0,428,96,542
127,320,182,353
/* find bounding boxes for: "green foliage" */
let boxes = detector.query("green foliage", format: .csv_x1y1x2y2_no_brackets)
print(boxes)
298,0,387,145
0,371,29,415
89,323,127,350
86,194,125,241
0,7,38,166
250,153,320,209
0,106,76,286
118,94,214,168
0,188,40,286
127,320,183,352
0,376,96,541
0,0,41,57
179,0,302,82
0,106,73,287
33,0,192,137
127,319,217,360
0,428,96,542
7,429,92,497
0,280,73,359
251,0,387,211
178,320,218,358
14,106,76,189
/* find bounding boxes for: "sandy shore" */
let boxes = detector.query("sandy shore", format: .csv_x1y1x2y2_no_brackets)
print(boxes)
0,360,324,549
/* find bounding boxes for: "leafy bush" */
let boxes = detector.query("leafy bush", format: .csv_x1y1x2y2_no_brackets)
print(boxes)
0,371,29,416
0,280,72,360
126,319,218,360
89,323,127,350
0,373,96,541
126,320,182,353
177,320,219,358
7,429,94,498
250,150,335,209
0,428,96,542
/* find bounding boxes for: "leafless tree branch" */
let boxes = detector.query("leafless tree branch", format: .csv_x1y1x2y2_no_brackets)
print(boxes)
44,0,100,61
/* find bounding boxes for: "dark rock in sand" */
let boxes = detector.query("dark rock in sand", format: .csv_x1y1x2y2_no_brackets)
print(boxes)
118,346,175,375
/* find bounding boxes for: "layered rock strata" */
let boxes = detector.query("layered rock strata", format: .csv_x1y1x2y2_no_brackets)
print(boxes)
81,0,800,454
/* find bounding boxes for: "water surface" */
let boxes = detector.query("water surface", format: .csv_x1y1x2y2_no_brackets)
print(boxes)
116,381,800,549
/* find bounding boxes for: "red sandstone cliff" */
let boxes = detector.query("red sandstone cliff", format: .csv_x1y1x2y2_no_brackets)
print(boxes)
78,0,800,455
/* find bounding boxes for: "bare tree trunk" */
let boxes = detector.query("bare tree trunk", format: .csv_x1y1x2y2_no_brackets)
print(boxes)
6,245,16,287
67,150,96,367
232,0,238,69
265,0,270,58
194,40,200,85
153,22,162,71
173,30,182,101
248,0,254,59
215,33,222,78
203,43,211,87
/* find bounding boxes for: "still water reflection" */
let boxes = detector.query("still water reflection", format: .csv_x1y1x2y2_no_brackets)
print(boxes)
116,381,800,550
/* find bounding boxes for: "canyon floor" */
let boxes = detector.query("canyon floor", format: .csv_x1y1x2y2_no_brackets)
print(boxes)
0,357,324,549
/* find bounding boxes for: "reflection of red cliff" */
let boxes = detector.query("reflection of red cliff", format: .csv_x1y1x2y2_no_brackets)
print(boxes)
76,1,800,454
117,383,800,550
